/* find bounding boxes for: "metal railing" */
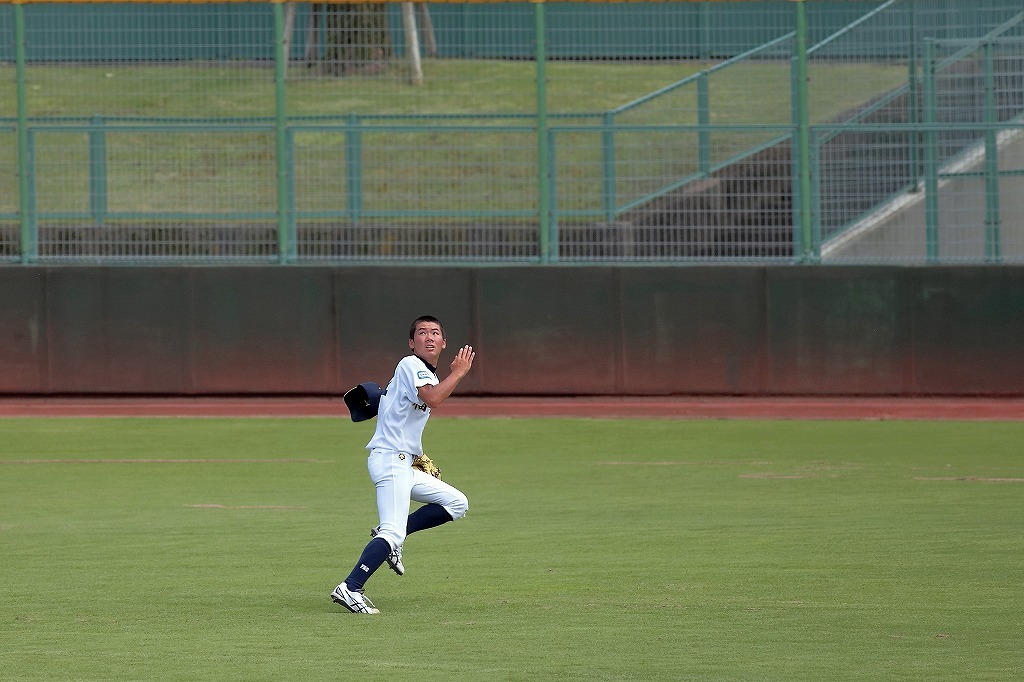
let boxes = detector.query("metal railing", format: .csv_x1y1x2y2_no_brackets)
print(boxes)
2,0,1023,265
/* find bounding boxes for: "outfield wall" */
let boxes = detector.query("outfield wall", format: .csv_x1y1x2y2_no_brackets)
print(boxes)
2,266,1023,396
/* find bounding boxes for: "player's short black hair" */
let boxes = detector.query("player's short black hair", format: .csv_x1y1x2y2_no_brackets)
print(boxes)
410,315,445,340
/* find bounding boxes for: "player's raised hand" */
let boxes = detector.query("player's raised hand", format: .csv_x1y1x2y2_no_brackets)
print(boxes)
450,345,475,377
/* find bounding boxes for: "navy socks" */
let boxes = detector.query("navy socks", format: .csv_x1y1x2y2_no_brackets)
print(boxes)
406,503,454,535
345,504,453,591
344,537,391,591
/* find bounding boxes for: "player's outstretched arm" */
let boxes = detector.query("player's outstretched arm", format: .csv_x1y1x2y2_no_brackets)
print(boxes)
418,345,475,409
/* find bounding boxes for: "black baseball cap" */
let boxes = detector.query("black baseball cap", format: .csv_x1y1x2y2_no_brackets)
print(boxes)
343,382,384,422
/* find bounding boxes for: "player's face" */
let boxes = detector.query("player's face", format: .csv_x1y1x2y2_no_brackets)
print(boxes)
409,321,446,363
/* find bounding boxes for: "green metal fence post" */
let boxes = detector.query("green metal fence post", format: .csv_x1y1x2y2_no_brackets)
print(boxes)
697,72,711,175
922,38,940,263
698,2,711,62
273,0,292,263
535,1,552,263
792,0,813,263
14,2,34,263
89,115,108,226
345,113,363,222
983,39,1001,263
285,127,296,253
907,0,921,190
25,130,37,259
809,129,822,261
601,112,616,222
548,128,558,262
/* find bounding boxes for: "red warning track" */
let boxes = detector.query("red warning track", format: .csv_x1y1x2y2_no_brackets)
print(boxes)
0,396,1022,420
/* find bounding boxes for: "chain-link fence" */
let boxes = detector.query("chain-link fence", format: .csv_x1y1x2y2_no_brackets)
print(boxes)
1,0,1022,265
811,1,1024,263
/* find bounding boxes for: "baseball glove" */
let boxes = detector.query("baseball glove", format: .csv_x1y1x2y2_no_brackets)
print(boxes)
412,454,442,479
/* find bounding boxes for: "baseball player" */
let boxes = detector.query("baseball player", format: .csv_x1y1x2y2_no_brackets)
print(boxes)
331,315,475,614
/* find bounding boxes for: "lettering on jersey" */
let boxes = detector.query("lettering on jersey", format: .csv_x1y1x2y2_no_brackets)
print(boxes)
413,402,428,412
417,371,431,380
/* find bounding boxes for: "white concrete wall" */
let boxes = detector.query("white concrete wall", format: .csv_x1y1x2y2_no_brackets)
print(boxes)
822,130,1024,263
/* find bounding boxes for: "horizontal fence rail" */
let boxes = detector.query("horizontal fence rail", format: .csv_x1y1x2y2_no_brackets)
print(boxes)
1,0,1023,265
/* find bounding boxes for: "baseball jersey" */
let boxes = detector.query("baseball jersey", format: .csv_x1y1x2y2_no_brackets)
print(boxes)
366,354,439,455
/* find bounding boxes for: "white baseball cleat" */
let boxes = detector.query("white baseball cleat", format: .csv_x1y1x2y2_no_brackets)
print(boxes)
331,582,379,614
370,525,405,576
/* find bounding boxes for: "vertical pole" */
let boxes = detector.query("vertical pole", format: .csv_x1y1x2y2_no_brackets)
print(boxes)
697,72,711,175
285,127,296,253
907,0,920,190
983,40,1000,263
698,2,711,62
535,1,552,263
401,3,423,86
282,1,296,80
922,39,940,263
792,0,813,263
14,2,33,263
89,114,107,226
273,0,292,263
809,132,822,261
345,113,363,222
26,130,37,253
601,112,615,222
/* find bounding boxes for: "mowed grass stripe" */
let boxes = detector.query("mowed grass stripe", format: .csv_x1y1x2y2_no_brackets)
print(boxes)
2,417,1022,681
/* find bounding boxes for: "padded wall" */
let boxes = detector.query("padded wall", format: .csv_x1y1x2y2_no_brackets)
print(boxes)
1,266,1022,396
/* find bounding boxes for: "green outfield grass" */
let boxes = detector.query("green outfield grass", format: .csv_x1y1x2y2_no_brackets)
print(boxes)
0,60,906,216
3,416,1020,681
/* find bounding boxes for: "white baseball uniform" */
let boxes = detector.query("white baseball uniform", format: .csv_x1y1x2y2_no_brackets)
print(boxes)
366,354,468,551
